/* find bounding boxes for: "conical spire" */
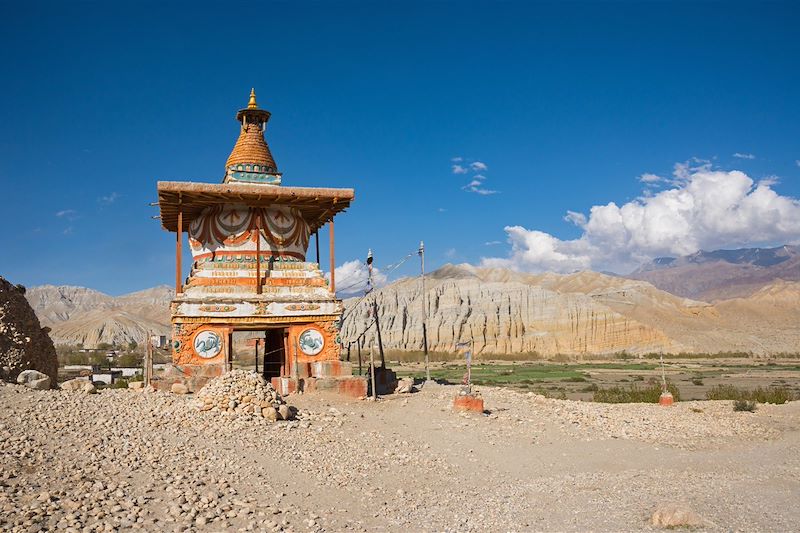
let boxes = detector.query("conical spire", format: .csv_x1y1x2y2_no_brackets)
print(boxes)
224,89,281,185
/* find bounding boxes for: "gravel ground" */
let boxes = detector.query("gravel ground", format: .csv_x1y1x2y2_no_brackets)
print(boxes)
1,380,798,532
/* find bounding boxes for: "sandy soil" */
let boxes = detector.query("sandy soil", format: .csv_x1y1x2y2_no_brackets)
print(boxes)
1,381,799,532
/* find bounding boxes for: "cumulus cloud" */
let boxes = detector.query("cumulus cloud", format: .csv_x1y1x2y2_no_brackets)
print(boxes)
451,156,463,162
638,173,663,183
451,164,468,174
733,152,756,160
481,165,800,274
327,260,388,296
55,209,77,218
471,161,488,172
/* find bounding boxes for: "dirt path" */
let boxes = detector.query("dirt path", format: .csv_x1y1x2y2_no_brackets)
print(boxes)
1,381,799,532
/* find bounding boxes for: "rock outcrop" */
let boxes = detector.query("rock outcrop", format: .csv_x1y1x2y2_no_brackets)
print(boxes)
342,269,675,356
0,277,58,385
341,265,800,356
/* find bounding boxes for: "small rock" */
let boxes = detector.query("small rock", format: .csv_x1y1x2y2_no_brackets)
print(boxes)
60,378,87,392
262,407,278,422
171,383,189,395
651,503,705,528
395,378,414,394
128,381,145,390
277,405,291,421
16,369,51,390
82,382,97,394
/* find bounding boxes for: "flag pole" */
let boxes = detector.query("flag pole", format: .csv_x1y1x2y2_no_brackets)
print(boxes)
419,241,430,383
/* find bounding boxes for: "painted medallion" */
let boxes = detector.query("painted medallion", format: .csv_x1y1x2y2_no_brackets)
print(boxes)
194,330,223,359
298,328,324,356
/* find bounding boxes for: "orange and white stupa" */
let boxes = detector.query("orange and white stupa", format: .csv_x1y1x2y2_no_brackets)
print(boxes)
156,90,365,396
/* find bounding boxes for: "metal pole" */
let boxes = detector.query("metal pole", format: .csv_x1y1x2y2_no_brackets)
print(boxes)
254,340,259,374
369,344,377,399
420,241,429,382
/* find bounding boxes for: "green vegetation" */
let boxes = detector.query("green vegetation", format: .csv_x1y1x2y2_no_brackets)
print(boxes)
691,377,704,386
706,385,796,404
733,399,757,412
593,381,681,403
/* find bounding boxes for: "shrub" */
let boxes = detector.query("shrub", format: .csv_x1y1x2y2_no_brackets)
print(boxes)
734,399,757,412
110,379,129,389
691,377,704,386
706,385,796,404
593,381,680,404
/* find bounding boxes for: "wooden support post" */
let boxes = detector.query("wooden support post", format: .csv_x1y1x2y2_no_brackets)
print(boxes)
315,231,320,266
357,338,362,375
369,344,377,399
329,220,335,294
373,299,385,368
176,207,183,295
255,216,262,294
254,340,259,374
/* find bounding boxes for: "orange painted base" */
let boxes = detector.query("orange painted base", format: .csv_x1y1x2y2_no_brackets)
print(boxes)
659,392,674,406
453,393,485,413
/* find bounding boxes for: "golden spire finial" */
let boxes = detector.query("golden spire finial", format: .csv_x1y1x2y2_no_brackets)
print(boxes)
248,88,258,109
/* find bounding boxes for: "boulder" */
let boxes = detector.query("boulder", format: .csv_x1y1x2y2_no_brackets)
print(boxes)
277,404,291,421
0,277,58,386
395,378,414,394
171,383,189,395
651,503,705,528
16,369,51,390
82,382,97,394
60,378,88,392
262,407,278,422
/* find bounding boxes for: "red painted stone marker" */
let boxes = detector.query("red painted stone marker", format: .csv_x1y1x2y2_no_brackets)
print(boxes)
453,392,485,413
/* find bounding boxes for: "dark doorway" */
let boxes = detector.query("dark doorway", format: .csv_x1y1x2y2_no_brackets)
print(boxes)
262,329,286,381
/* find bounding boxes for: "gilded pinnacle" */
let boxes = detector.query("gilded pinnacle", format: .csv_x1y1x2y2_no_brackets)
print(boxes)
248,88,258,109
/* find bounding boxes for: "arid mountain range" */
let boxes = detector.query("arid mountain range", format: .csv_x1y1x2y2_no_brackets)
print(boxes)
629,244,799,301
25,285,173,348
20,245,800,355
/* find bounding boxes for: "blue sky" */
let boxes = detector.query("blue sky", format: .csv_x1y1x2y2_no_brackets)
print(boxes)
1,1,798,295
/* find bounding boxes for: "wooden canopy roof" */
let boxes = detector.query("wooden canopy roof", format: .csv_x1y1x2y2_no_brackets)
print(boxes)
157,181,354,233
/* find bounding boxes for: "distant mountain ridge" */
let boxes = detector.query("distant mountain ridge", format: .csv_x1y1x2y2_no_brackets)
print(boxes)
25,285,173,347
629,245,799,301
20,246,799,353
342,263,800,356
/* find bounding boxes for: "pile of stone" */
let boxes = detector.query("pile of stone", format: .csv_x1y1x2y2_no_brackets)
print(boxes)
195,370,294,421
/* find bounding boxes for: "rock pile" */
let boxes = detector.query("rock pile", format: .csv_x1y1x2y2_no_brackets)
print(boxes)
0,277,58,385
195,370,294,421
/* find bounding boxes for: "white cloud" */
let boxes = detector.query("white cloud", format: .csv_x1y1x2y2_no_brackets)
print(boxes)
638,173,663,183
795,160,800,167
327,260,388,296
437,207,447,212
471,161,488,172
444,248,457,258
484,240,501,246
452,164,468,174
481,165,800,274
55,209,77,218
98,192,120,205
451,156,463,162
733,152,756,160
